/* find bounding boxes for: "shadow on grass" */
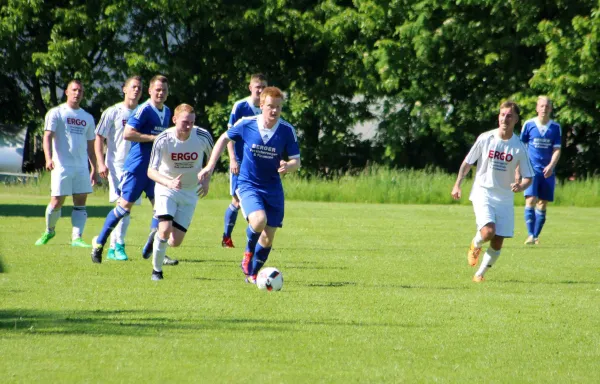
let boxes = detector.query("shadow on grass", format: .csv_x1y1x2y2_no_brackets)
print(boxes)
498,279,600,285
0,204,113,218
0,308,426,336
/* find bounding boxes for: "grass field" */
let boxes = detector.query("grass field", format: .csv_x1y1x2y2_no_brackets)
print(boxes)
0,192,599,383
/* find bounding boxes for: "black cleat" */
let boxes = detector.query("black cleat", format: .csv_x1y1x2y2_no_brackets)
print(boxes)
91,236,103,264
151,269,163,281
163,255,179,266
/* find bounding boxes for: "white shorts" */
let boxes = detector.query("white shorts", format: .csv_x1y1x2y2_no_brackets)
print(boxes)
153,187,198,231
472,200,514,238
51,166,92,196
107,164,141,205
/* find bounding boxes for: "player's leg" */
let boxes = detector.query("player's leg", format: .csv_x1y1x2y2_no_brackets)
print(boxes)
70,167,94,247
36,167,70,245
222,173,240,248
142,177,160,259
91,171,139,263
151,192,179,280
468,201,496,267
237,188,266,278
523,174,540,244
473,203,513,282
106,167,128,260
533,174,555,243
249,194,284,277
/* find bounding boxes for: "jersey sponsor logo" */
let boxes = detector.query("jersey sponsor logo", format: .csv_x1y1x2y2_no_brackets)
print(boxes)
171,152,199,161
488,150,513,162
151,126,166,135
251,143,277,159
66,117,87,126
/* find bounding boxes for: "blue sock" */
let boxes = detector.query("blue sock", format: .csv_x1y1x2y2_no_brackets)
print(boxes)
533,209,546,238
524,207,536,236
96,206,130,246
245,225,260,254
142,213,159,256
250,243,271,276
223,204,239,238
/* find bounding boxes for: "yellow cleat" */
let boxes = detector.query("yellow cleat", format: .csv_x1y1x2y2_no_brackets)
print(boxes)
467,241,482,267
533,238,540,245
472,275,485,283
524,235,535,245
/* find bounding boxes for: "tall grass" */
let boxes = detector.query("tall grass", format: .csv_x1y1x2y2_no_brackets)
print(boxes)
2,167,599,206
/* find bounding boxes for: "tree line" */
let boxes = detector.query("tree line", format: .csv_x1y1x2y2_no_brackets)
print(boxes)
1,0,599,178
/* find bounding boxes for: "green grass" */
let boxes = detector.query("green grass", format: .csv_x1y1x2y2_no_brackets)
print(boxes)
1,192,599,383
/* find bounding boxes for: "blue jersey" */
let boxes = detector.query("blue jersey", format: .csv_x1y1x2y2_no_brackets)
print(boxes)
123,100,171,174
227,115,300,194
520,118,561,173
228,97,261,162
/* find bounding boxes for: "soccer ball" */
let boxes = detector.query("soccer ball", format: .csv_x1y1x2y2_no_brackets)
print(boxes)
256,267,283,291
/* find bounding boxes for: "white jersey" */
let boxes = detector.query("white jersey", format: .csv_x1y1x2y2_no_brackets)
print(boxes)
95,102,138,168
44,103,95,168
465,129,534,204
149,126,214,193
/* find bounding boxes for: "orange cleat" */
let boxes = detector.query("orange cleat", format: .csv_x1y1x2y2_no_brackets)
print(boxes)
468,241,482,267
472,275,485,283
240,251,253,275
222,236,235,248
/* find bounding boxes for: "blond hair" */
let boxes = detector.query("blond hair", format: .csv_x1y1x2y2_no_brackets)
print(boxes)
174,103,195,117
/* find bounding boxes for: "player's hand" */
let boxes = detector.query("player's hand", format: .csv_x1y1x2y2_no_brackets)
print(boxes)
196,179,210,198
90,172,98,186
510,182,523,192
543,165,553,178
45,159,55,171
230,159,240,175
168,174,183,190
278,160,289,175
198,167,213,182
451,185,461,200
98,164,109,179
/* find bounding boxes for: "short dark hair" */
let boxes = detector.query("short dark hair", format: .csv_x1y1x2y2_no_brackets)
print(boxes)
250,73,268,83
149,75,168,87
500,100,520,116
66,79,83,89
123,75,142,88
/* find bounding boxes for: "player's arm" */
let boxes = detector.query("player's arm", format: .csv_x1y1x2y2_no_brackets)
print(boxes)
226,141,239,175
147,168,182,191
87,140,98,185
198,132,232,181
278,157,301,175
511,177,532,192
543,147,561,178
451,160,473,200
43,130,55,171
94,135,108,178
123,124,155,142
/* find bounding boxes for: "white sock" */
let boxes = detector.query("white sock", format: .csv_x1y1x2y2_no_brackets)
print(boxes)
152,233,168,272
71,206,87,240
473,231,484,248
112,215,130,246
475,247,501,277
45,205,61,232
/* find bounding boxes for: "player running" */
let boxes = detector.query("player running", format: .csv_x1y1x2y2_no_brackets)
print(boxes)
517,96,562,245
147,104,213,280
452,101,534,282
94,76,143,261
199,86,301,284
91,75,177,265
35,80,97,248
221,73,268,248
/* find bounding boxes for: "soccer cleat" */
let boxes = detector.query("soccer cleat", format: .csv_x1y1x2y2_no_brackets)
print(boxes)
472,275,485,283
34,231,55,246
245,274,257,284
142,230,156,259
72,237,92,248
467,241,482,267
524,235,535,245
240,251,253,275
151,269,163,281
221,236,235,248
90,236,103,264
106,248,116,260
113,243,128,261
533,238,540,245
163,255,179,266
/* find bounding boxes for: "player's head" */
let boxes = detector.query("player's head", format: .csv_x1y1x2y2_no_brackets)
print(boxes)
65,79,84,108
123,75,143,103
536,96,552,119
249,73,268,106
173,103,196,133
148,75,169,107
260,87,284,128
498,100,520,133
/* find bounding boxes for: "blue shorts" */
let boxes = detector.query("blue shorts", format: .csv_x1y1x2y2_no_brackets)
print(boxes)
524,172,555,202
229,172,238,197
236,186,284,228
119,171,155,203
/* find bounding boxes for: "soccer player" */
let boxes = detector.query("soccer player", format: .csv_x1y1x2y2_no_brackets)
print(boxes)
198,87,301,283
147,104,214,280
94,76,143,261
451,101,534,282
34,80,97,248
517,96,562,245
91,75,177,266
221,73,268,248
